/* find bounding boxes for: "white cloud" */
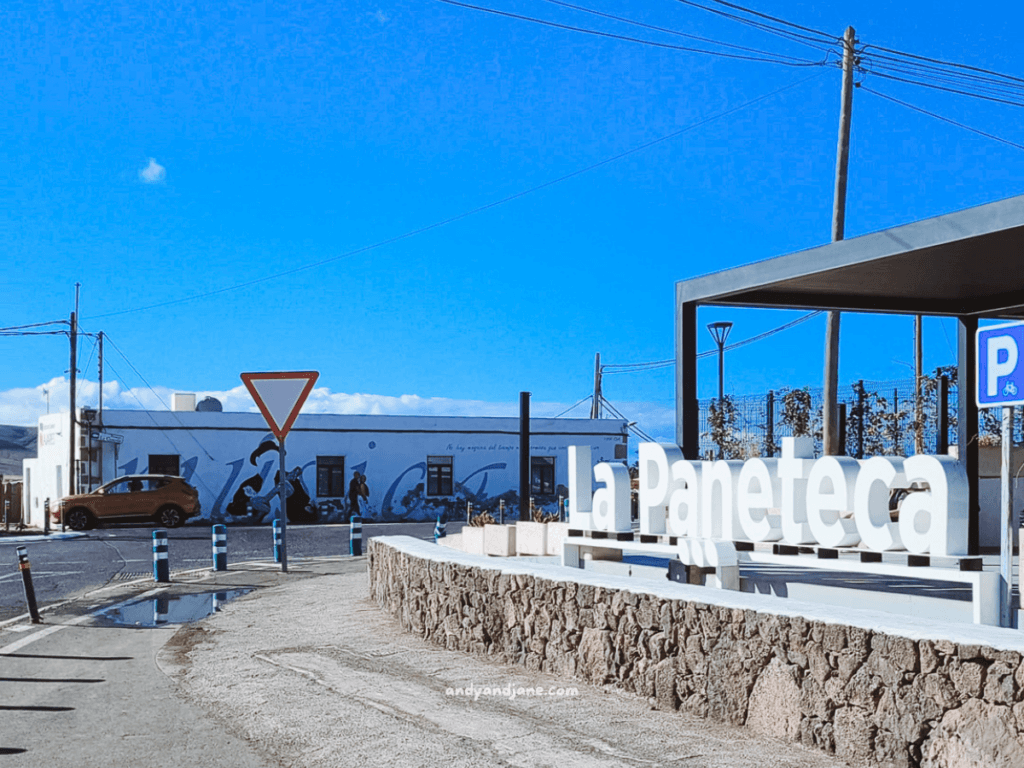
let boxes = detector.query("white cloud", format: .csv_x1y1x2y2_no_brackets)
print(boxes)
0,379,675,450
138,157,166,184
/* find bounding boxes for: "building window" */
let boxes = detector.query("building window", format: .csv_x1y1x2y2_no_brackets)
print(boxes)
426,456,453,496
317,456,346,498
149,454,180,476
531,456,555,496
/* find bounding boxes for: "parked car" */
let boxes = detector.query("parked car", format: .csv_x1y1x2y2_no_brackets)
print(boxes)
54,475,201,530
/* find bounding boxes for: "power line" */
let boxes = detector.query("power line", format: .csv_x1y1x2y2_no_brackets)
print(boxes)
0,320,69,332
862,43,1024,86
537,0,823,64
0,330,68,337
602,311,823,374
85,73,821,321
668,0,1024,108
98,355,218,498
672,0,840,53
860,67,1024,109
436,0,825,66
600,396,657,443
552,394,593,418
862,86,1024,153
97,332,218,464
860,53,1024,100
702,0,839,42
80,335,100,382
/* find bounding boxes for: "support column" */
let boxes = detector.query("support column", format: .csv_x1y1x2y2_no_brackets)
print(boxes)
959,317,980,555
676,298,699,460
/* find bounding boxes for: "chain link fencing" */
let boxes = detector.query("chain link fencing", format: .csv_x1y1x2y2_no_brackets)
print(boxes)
696,370,998,459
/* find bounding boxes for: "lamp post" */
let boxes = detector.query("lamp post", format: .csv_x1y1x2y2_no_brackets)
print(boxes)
707,321,734,402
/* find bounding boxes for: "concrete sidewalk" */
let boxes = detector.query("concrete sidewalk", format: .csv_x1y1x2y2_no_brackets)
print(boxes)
0,556,844,767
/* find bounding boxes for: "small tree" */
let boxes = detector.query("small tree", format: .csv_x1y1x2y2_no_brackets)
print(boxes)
775,386,822,453
705,396,745,460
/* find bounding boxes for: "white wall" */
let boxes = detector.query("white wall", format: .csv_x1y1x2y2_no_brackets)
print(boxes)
26,410,627,525
30,413,71,519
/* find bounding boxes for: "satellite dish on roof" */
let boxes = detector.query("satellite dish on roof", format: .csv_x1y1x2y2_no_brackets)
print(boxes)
196,397,223,412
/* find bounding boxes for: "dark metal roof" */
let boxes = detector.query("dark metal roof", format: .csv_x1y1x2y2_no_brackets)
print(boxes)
676,194,1024,317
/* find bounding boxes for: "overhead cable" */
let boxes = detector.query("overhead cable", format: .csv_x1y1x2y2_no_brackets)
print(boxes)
602,311,823,374
537,0,822,64
436,0,825,66
97,332,218,463
862,86,1024,152
0,320,69,332
85,73,821,321
552,394,594,418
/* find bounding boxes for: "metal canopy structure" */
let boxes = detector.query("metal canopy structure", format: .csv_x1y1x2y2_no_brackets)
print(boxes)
674,193,1024,555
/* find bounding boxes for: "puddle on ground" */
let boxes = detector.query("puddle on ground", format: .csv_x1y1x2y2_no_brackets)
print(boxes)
94,588,254,628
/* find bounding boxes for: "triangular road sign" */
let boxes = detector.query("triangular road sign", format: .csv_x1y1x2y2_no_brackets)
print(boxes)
240,371,319,440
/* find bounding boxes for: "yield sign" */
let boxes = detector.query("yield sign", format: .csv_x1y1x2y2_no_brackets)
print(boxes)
240,371,319,440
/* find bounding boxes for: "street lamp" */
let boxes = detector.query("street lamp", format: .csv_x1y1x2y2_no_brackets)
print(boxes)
707,321,734,402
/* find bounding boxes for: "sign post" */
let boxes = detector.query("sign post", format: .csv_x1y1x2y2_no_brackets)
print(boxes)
977,322,1024,628
240,371,319,573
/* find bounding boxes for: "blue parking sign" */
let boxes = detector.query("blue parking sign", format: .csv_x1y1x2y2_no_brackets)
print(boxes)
977,321,1024,408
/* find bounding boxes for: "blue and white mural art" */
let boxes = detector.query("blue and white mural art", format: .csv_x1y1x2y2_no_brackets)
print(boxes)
26,410,627,526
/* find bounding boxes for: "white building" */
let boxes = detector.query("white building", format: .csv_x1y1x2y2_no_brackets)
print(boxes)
22,404,627,527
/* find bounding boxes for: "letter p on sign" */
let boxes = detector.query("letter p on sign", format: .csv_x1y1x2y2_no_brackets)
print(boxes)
977,322,1024,408
988,336,1018,397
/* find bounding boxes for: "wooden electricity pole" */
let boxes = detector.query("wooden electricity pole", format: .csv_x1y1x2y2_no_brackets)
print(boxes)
590,352,602,418
68,310,77,498
823,26,857,456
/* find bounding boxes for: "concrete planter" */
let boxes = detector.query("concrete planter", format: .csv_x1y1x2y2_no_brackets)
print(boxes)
483,524,516,557
461,526,484,555
545,522,570,556
515,521,548,556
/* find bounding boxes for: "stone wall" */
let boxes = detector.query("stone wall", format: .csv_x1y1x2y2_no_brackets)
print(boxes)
368,537,1024,768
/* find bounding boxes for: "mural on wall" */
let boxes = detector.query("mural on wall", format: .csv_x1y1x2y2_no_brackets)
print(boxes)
119,435,609,525
219,437,318,524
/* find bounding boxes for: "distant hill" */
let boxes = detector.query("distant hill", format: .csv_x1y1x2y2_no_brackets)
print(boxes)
0,425,37,477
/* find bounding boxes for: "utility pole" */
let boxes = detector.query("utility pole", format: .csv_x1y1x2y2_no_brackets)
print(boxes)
98,331,104,485
823,26,857,456
68,303,78,499
590,353,602,418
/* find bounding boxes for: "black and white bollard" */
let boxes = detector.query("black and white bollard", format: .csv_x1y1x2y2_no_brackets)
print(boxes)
273,518,283,564
154,595,169,625
212,524,227,571
16,547,42,623
152,530,169,583
350,516,362,556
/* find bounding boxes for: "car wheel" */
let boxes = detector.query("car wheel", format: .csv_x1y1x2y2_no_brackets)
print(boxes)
67,508,93,531
156,505,185,528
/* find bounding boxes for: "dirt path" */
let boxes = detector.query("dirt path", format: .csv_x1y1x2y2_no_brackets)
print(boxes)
169,562,846,768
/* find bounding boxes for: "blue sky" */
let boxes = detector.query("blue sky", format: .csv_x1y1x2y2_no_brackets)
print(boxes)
3,0,1024,442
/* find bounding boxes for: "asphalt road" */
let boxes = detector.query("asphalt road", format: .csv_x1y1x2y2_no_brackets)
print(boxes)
0,521,460,622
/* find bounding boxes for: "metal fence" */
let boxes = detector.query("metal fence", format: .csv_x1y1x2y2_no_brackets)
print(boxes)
696,373,992,459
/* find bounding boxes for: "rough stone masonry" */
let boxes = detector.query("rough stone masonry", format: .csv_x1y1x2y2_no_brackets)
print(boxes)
369,537,1024,768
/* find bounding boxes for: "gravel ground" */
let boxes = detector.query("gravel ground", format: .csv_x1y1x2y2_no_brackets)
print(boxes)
168,561,846,768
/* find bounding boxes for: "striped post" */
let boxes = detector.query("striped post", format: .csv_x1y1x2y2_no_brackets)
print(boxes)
350,516,363,556
152,530,169,583
433,515,446,543
16,546,41,624
154,595,169,625
212,524,227,571
273,519,283,564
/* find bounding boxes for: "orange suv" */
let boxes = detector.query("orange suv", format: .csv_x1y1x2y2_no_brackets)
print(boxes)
55,475,201,530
